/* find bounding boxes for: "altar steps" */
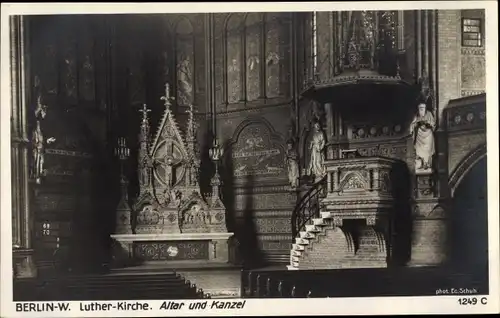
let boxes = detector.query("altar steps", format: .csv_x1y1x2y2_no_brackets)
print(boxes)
13,271,208,301
112,262,244,299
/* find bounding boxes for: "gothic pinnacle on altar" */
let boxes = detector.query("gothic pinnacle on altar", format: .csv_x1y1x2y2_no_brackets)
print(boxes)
209,138,224,207
160,82,174,113
138,104,153,191
138,103,151,145
186,103,200,187
114,137,132,234
186,103,197,158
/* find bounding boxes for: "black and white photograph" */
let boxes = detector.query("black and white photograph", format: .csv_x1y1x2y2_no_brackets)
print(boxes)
1,2,498,316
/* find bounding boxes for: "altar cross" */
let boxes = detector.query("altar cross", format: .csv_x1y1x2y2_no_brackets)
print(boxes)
157,141,184,188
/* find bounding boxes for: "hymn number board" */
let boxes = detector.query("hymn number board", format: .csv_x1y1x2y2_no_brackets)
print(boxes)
34,220,71,252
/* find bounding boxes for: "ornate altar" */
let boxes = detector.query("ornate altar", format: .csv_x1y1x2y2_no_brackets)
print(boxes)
111,84,234,266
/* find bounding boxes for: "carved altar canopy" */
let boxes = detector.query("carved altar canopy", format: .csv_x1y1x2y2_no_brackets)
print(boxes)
132,89,227,235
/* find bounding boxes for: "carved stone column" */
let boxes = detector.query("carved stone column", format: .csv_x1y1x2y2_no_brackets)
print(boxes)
408,195,448,267
11,16,37,278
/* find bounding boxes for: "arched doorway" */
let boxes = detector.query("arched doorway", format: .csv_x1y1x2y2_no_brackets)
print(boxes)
450,156,488,271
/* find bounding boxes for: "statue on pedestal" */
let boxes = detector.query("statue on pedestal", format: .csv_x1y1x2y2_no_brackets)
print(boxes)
139,155,153,187
307,121,327,181
410,103,436,173
31,95,56,184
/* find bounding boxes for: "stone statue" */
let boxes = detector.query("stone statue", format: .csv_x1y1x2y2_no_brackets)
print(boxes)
31,96,56,184
307,122,327,181
410,103,436,173
139,155,153,187
165,156,174,187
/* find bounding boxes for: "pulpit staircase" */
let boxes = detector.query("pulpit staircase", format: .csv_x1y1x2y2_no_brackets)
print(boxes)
288,156,397,270
288,176,328,270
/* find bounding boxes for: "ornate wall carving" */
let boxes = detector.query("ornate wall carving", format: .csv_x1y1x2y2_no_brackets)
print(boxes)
445,102,486,132
354,141,408,160
228,120,286,180
349,123,404,140
134,241,209,261
461,47,485,97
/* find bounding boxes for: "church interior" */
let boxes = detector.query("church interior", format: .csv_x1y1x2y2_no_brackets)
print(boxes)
10,9,488,300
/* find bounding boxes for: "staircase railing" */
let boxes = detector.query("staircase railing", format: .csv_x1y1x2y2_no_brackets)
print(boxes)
291,176,327,240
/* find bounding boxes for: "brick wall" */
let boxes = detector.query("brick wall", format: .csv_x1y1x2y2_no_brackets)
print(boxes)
437,10,462,124
460,9,486,97
299,226,387,270
448,131,486,175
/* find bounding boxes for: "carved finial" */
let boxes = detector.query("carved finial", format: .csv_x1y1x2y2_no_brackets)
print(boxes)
139,104,151,123
160,82,174,111
186,104,196,137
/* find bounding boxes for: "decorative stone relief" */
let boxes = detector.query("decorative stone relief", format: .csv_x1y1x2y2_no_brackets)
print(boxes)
446,103,486,132
134,241,209,261
340,172,367,191
355,143,407,160
230,122,286,179
461,47,485,95
350,123,403,140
